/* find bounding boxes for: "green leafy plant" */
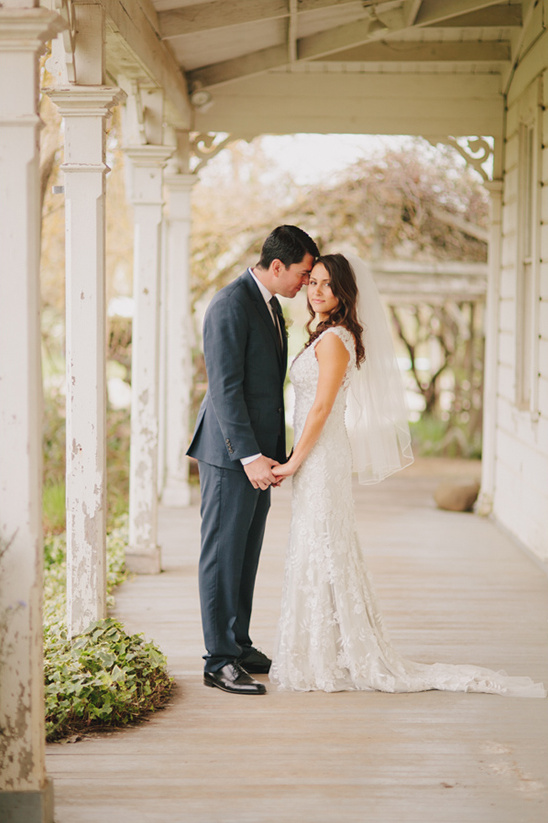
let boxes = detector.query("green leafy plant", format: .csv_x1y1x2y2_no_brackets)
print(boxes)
43,516,173,742
44,618,173,742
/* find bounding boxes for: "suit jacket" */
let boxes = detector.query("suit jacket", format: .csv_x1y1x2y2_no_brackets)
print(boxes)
187,269,288,471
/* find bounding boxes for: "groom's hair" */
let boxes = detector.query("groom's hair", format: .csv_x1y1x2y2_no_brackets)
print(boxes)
258,225,319,269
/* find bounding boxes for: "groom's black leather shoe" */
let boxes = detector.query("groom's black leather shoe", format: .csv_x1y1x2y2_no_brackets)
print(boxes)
238,647,272,674
204,663,266,695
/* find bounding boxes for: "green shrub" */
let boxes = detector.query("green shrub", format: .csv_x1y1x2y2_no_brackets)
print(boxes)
44,515,173,742
44,618,173,741
43,481,66,536
42,392,131,534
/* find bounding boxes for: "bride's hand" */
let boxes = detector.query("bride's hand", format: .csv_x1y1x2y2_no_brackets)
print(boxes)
272,460,298,480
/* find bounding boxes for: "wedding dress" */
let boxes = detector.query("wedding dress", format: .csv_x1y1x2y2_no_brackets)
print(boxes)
270,326,545,697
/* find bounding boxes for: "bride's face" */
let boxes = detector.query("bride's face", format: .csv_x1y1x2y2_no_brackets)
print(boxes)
308,263,339,321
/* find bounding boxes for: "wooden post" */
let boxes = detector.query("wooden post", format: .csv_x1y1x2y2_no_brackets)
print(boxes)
0,5,64,821
48,2,125,636
477,176,503,516
125,139,173,572
161,136,195,508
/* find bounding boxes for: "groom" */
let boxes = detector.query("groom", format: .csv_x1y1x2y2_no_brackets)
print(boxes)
187,225,319,694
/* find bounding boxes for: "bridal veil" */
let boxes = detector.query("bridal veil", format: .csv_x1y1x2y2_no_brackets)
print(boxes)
345,255,414,484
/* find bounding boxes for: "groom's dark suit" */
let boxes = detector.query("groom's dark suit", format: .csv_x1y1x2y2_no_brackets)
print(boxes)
187,269,287,672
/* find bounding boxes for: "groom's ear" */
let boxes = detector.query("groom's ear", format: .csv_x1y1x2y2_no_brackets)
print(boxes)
270,258,285,277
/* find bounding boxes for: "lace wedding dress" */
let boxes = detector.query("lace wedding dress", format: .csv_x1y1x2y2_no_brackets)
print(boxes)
270,326,545,697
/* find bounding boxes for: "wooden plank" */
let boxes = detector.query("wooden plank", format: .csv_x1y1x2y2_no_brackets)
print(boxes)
195,98,503,137
539,339,548,376
159,0,288,38
404,0,423,26
318,41,511,63
501,199,517,235
495,456,548,559
498,296,515,333
189,42,289,89
497,327,515,366
519,0,545,60
298,17,380,61
502,165,518,203
542,136,548,185
414,0,506,27
540,262,548,299
506,28,548,106
505,100,519,138
158,0,363,37
424,3,522,28
504,131,519,168
497,393,548,450
499,262,516,298
193,73,503,137
187,0,519,89
45,466,548,822
541,224,548,264
94,0,192,127
497,361,514,401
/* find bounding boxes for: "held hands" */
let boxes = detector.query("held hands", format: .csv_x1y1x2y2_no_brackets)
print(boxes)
243,455,281,490
272,458,299,481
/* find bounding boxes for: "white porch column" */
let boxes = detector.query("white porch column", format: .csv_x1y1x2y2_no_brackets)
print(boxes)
125,143,172,572
161,167,196,507
48,2,125,635
478,176,503,516
0,5,63,821
49,86,124,636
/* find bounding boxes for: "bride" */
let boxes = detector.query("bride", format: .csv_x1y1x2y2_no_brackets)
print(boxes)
270,253,545,698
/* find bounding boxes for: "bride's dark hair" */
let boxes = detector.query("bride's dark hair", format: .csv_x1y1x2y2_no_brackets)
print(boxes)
305,253,365,367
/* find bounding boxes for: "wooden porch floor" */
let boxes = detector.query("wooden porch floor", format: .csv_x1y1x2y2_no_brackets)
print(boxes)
46,459,548,823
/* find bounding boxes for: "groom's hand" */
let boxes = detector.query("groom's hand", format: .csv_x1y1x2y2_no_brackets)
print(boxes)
243,455,280,490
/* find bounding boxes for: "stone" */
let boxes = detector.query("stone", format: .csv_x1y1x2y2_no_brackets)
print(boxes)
434,480,480,512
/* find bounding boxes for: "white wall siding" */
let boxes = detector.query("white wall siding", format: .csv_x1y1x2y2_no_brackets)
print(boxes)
491,44,548,560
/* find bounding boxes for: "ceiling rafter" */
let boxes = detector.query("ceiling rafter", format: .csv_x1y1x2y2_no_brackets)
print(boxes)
159,0,358,39
187,0,518,90
319,41,511,63
413,0,506,27
404,0,423,27
425,5,522,28
288,0,298,63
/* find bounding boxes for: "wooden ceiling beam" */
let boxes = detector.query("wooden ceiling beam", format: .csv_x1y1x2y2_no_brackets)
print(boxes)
158,0,360,38
159,0,287,39
404,0,423,27
94,0,192,127
318,40,511,62
424,4,522,28
187,0,520,89
189,43,290,90
288,0,298,62
413,0,507,27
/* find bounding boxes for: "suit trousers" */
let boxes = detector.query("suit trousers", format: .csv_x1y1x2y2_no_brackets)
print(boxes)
197,461,271,673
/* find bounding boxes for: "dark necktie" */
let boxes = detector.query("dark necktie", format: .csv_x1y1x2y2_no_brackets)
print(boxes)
269,296,284,349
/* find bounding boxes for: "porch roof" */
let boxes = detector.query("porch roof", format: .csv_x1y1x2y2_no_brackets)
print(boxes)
101,0,526,139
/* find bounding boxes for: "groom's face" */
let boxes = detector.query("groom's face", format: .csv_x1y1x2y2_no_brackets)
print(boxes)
275,253,315,299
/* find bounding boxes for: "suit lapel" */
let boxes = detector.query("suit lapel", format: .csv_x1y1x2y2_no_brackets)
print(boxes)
244,271,285,370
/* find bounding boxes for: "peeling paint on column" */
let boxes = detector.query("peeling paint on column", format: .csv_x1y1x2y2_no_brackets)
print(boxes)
126,143,172,573
52,87,124,637
160,172,194,508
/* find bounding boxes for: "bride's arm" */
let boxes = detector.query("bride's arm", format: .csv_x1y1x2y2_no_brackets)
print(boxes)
273,333,349,478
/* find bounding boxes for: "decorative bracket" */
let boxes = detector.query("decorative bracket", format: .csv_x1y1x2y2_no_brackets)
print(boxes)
191,132,237,174
427,136,493,183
